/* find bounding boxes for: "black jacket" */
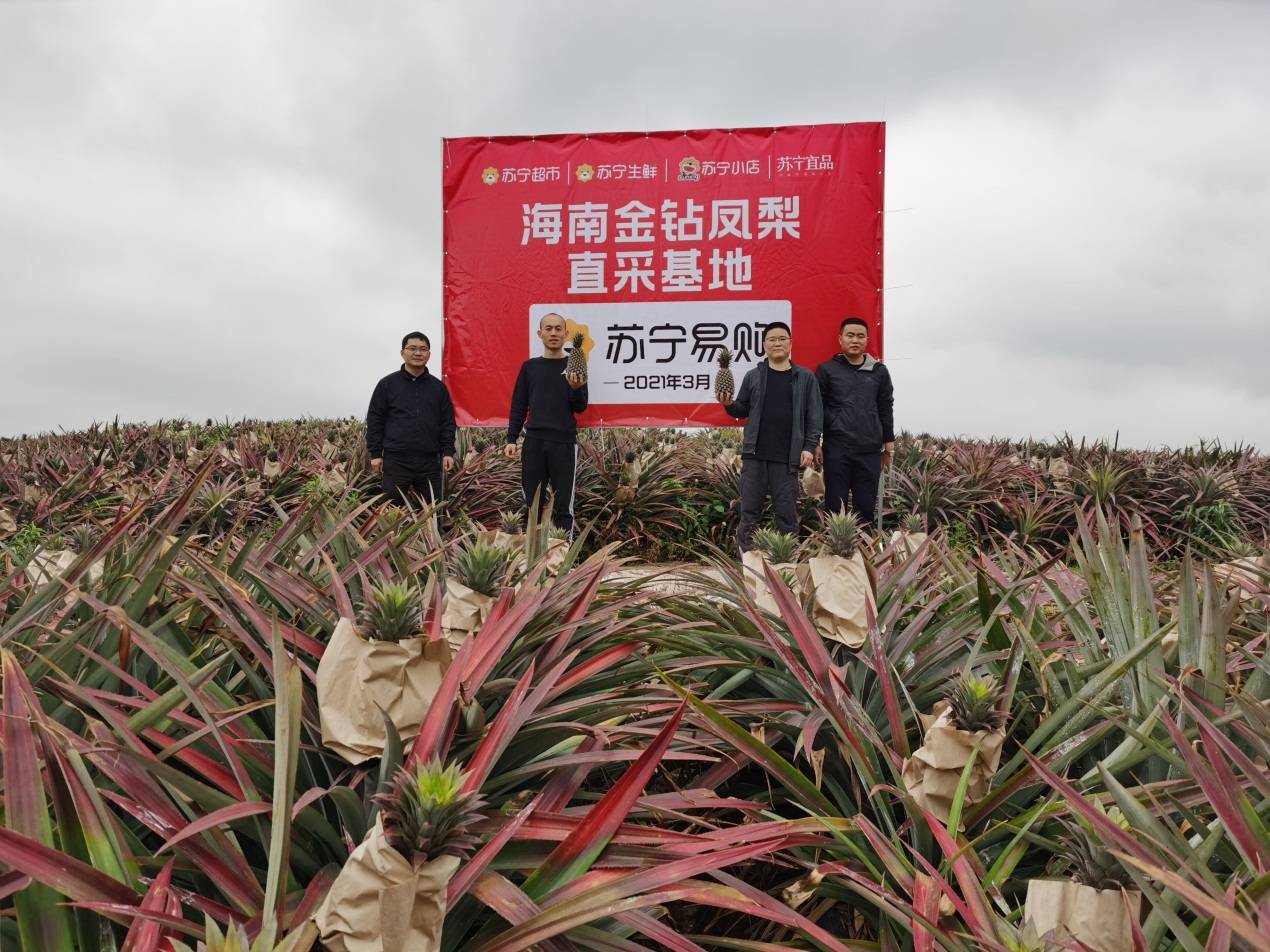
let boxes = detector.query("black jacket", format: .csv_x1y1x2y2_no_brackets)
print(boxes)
506,356,589,445
366,367,456,460
815,353,894,453
724,361,823,469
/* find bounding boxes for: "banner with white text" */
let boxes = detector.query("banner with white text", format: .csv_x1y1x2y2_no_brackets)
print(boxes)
442,122,884,427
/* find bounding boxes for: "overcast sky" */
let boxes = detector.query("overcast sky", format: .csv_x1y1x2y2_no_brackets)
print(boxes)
2,0,1268,448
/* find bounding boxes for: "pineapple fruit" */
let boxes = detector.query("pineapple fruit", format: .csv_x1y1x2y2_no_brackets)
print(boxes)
565,332,588,381
944,674,1006,733
823,509,862,557
374,760,486,865
714,347,735,400
359,581,423,641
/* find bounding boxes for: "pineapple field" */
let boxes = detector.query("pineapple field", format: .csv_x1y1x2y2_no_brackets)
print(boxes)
0,419,1267,951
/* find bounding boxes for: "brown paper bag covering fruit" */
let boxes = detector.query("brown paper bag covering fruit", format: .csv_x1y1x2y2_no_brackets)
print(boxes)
741,550,808,617
317,618,451,765
901,702,1005,828
314,818,460,952
801,467,826,499
1024,879,1141,952
440,580,494,654
806,553,875,649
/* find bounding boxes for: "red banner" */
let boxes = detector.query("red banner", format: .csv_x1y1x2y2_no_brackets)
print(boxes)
442,122,884,428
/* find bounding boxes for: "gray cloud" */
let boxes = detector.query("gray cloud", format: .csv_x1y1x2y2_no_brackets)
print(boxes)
1,0,1268,446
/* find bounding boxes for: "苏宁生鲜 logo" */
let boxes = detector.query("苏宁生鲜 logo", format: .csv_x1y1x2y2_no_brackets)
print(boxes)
575,164,595,183
678,156,701,182
481,167,499,186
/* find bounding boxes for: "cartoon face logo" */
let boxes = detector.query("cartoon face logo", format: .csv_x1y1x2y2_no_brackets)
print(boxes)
678,157,701,182
481,167,499,186
575,164,595,183
565,320,595,360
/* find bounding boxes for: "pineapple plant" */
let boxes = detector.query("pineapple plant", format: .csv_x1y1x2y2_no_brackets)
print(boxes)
823,509,862,557
902,511,926,534
565,331,588,381
1048,817,1133,890
451,539,514,597
944,674,1006,732
498,510,523,536
714,347,735,399
753,528,798,565
374,760,486,865
359,580,424,641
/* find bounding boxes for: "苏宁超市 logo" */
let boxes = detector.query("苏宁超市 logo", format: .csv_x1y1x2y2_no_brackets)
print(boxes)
678,157,701,182
575,164,595,183
481,167,499,186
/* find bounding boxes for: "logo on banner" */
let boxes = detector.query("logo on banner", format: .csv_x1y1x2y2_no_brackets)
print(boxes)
678,157,701,182
575,164,595,183
481,167,500,186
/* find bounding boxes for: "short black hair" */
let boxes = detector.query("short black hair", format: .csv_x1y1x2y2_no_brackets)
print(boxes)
762,321,792,341
840,318,868,333
401,332,430,349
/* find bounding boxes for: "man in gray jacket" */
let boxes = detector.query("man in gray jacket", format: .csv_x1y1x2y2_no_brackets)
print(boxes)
716,322,823,552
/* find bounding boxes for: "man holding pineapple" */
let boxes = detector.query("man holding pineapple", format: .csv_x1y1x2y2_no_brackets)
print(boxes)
366,331,457,506
504,313,589,532
716,322,823,552
814,318,895,524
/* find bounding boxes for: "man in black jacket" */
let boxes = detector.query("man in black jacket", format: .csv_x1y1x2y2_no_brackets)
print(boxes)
717,322,823,552
366,331,457,506
504,312,589,531
814,318,895,523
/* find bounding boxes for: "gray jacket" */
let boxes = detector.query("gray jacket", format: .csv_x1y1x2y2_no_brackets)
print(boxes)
724,360,823,469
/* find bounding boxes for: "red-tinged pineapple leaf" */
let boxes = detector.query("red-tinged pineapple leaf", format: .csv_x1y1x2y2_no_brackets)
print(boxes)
1,648,77,951
0,871,32,901
1115,853,1270,952
156,801,272,854
912,873,940,952
121,858,178,952
923,811,999,944
518,699,688,901
0,827,140,906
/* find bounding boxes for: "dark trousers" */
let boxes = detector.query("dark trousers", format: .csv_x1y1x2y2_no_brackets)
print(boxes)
381,456,442,507
738,458,799,552
823,446,882,523
521,437,578,532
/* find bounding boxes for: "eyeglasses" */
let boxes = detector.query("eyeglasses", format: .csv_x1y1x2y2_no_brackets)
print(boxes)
403,346,430,353
764,336,790,344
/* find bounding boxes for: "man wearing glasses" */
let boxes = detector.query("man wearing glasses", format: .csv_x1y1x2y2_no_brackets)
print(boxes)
716,322,823,552
366,332,456,506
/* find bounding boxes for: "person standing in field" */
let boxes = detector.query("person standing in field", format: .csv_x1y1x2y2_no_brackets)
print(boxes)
716,321,823,552
814,317,895,523
504,312,589,532
366,331,456,506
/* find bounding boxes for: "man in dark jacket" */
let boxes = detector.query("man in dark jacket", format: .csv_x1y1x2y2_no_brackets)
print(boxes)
717,321,823,552
814,318,895,523
504,312,589,532
366,331,457,506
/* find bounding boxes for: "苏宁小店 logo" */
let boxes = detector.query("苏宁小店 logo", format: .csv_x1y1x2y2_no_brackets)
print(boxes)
678,156,701,182
575,164,595,183
481,167,499,186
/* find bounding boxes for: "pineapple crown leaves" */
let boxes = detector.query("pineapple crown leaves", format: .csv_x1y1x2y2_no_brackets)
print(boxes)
821,508,862,557
358,580,424,642
753,528,798,565
943,673,1007,733
1047,816,1133,890
570,331,585,349
451,538,515,597
373,760,487,866
717,347,733,368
